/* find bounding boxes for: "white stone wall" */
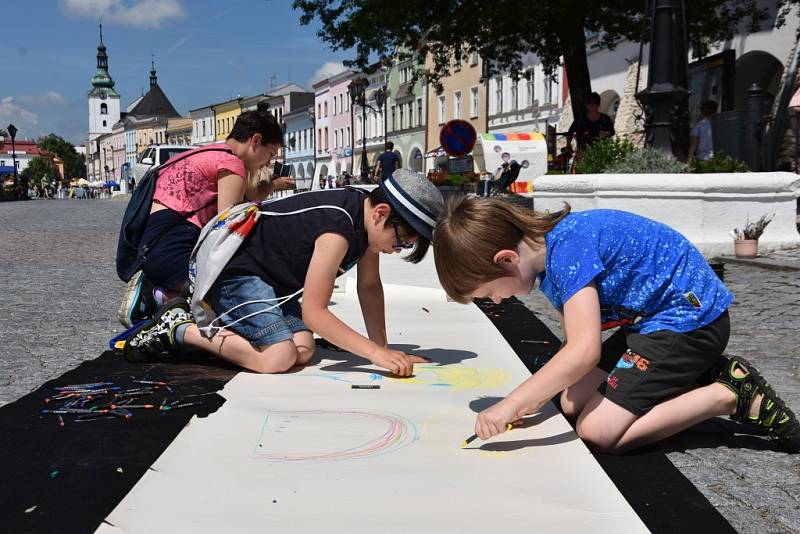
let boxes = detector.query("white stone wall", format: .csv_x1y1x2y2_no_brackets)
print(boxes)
530,172,800,257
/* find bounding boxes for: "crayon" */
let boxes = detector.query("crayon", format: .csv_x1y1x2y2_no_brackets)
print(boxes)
133,380,168,386
57,415,65,428
520,339,551,345
460,423,513,448
160,401,202,411
110,404,154,409
42,408,109,415
351,384,381,389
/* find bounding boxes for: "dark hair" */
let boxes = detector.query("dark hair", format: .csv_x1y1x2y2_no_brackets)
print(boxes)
385,141,394,151
228,100,283,145
587,92,601,105
367,186,429,263
701,99,718,117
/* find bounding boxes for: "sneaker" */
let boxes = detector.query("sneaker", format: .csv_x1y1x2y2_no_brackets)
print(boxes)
117,271,158,328
124,298,193,363
716,355,800,453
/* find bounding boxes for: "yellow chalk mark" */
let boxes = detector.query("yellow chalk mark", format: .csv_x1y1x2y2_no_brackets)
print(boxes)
394,364,510,390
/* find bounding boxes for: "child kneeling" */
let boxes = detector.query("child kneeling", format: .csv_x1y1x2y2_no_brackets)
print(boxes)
433,196,799,453
125,170,443,377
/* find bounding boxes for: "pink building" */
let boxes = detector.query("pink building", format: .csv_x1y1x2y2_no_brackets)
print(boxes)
312,77,332,187
328,69,356,176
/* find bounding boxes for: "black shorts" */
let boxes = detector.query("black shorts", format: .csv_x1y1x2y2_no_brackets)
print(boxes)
597,311,730,416
140,209,200,292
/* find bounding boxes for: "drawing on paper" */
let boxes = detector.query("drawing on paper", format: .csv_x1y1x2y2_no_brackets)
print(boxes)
252,410,418,462
393,364,509,390
294,372,384,384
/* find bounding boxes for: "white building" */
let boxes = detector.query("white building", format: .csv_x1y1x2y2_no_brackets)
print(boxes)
86,25,121,182
190,105,216,146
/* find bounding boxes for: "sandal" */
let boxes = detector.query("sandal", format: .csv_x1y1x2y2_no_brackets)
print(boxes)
716,355,800,453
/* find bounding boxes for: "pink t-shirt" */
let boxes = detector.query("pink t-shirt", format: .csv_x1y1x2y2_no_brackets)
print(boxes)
152,143,247,228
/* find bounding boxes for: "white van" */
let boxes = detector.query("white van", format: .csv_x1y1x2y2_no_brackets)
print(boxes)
132,145,192,182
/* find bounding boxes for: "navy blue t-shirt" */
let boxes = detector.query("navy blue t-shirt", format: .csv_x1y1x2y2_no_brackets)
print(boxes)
377,151,400,179
537,210,733,334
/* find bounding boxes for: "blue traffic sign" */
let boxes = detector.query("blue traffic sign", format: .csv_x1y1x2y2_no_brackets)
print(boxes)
439,120,477,157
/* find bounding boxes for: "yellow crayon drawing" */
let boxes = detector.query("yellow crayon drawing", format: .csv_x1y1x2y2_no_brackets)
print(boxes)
393,364,510,390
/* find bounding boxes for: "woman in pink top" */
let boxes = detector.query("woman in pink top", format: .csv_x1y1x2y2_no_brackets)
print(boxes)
138,102,282,298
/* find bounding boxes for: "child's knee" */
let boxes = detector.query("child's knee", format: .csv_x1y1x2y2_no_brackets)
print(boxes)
296,342,315,365
575,418,622,454
560,390,580,419
252,341,298,373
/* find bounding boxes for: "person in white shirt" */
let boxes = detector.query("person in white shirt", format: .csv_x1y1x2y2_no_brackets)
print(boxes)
688,99,717,161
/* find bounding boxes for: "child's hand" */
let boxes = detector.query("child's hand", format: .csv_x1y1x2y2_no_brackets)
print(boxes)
475,398,525,441
369,347,428,377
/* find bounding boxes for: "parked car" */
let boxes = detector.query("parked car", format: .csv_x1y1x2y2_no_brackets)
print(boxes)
132,145,192,181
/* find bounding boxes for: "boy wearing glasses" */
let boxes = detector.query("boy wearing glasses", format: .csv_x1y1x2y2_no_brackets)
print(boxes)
126,170,443,376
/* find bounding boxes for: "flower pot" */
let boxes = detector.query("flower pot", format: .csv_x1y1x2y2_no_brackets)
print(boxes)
734,239,758,258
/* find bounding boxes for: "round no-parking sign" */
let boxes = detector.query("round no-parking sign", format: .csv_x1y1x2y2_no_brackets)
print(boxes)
439,120,477,157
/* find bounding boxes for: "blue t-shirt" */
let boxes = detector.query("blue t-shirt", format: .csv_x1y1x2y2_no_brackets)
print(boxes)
537,210,733,334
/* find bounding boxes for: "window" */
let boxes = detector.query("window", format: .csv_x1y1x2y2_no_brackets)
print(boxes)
439,95,446,124
399,105,404,130
453,51,462,71
357,117,362,141
544,75,553,105
469,51,479,66
324,127,328,150
334,130,339,148
454,91,462,119
495,78,503,114
100,103,108,114
318,103,322,117
318,129,322,151
340,95,344,113
391,106,396,131
470,87,479,118
324,102,328,117
202,121,206,137
526,69,534,107
102,120,107,127
346,126,351,146
511,80,518,111
417,98,423,127
407,102,413,129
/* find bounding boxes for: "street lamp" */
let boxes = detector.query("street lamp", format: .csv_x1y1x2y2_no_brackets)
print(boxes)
349,76,383,183
7,124,20,199
373,86,388,151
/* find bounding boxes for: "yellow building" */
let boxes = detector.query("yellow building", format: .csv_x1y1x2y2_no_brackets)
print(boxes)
212,98,242,142
425,50,487,162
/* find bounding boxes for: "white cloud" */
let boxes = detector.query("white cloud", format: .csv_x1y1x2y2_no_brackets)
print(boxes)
0,97,39,131
17,91,67,107
308,61,347,87
60,0,186,29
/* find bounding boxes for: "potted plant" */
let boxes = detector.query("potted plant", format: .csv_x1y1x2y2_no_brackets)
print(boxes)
731,213,774,258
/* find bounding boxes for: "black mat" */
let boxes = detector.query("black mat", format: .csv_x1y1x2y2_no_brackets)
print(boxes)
0,351,238,534
475,297,736,534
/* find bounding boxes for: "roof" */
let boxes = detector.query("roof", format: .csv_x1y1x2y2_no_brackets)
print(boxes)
266,82,306,96
128,83,180,119
0,139,42,155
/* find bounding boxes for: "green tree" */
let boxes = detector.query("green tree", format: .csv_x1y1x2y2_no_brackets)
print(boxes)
20,156,54,184
293,0,798,119
37,133,86,180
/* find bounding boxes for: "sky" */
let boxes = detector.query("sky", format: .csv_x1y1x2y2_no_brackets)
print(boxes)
1,0,351,145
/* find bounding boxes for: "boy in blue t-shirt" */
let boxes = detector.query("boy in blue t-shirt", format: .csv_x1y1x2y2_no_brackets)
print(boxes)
434,197,799,453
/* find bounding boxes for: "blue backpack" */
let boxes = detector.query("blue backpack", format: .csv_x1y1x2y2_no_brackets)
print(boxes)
115,146,232,282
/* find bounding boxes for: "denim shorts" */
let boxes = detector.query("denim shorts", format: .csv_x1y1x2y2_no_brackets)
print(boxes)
206,275,309,347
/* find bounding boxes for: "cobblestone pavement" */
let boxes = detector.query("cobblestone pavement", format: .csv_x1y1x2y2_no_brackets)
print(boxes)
1,199,798,533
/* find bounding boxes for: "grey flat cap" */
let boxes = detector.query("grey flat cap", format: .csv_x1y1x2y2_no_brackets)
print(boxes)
379,169,443,240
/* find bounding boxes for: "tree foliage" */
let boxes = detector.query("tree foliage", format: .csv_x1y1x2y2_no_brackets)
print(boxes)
37,133,85,180
293,0,799,118
20,156,54,183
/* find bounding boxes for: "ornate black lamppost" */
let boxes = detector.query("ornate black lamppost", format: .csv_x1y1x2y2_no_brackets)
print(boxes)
635,0,691,160
373,87,388,151
348,77,370,181
7,123,20,199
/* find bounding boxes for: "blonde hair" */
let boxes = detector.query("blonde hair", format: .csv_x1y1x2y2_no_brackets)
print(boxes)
433,196,570,303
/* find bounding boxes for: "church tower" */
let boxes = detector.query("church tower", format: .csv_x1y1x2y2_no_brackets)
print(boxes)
87,24,120,141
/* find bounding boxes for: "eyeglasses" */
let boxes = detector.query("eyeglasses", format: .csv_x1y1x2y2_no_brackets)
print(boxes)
392,223,414,250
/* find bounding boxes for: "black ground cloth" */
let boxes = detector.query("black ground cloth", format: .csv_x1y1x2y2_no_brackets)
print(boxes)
0,351,238,534
475,297,736,534
0,302,734,534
